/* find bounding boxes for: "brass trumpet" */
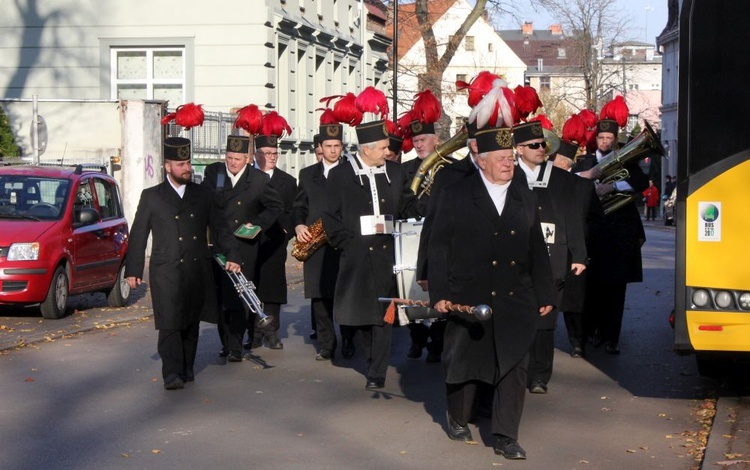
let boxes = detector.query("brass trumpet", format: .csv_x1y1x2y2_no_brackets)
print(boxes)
409,125,469,198
593,121,665,215
214,254,272,328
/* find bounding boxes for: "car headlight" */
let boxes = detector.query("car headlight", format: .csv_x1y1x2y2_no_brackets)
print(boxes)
714,291,734,309
739,292,750,310
7,242,40,261
692,289,710,308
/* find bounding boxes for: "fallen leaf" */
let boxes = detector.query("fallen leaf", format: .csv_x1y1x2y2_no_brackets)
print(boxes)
724,453,744,459
579,460,589,464
151,449,162,454
626,449,637,453
399,450,407,455
121,453,129,458
24,377,34,382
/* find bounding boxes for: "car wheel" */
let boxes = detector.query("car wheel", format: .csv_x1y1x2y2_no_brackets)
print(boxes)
107,264,131,307
40,266,69,319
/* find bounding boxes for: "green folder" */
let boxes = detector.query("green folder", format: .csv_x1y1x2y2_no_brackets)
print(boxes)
234,224,261,239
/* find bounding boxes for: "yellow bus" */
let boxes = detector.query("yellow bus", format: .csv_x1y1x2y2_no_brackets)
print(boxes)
672,0,750,375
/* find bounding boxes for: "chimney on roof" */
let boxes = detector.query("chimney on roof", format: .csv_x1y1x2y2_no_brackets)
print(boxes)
549,24,563,35
522,22,533,36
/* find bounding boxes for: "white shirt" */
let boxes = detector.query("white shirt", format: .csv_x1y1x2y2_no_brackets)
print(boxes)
167,177,186,198
479,170,510,217
227,164,247,188
323,160,339,178
517,158,541,184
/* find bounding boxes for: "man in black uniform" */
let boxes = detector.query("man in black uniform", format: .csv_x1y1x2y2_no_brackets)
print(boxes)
573,117,648,354
401,109,445,362
253,134,297,350
512,121,586,393
125,137,243,390
428,125,554,458
323,119,423,388
202,135,284,361
293,122,353,361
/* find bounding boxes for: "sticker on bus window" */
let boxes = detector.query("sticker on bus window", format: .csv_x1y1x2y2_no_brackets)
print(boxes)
698,202,721,242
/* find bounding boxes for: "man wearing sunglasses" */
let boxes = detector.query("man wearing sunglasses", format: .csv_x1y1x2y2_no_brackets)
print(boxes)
512,121,587,395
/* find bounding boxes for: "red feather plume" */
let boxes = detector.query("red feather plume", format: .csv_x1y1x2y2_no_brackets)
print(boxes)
259,111,292,138
385,119,402,137
562,114,587,145
397,110,416,138
161,103,205,130
599,95,629,127
514,86,543,121
578,109,598,129
529,113,553,130
411,89,441,124
318,108,338,125
233,104,262,134
401,137,414,154
332,93,362,126
461,71,503,107
355,86,389,119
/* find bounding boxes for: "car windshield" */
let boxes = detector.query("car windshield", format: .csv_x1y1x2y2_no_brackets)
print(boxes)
0,175,70,220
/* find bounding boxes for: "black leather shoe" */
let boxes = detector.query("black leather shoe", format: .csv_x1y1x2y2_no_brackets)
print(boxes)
244,335,263,350
494,436,526,459
309,330,318,340
570,346,584,358
365,377,385,389
181,371,195,383
268,334,283,350
164,374,185,391
407,343,423,359
219,347,229,358
447,415,473,441
227,351,243,362
529,380,548,394
341,338,355,358
315,349,333,361
606,342,620,355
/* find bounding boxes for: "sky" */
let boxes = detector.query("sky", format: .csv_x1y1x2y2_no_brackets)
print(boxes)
492,0,669,44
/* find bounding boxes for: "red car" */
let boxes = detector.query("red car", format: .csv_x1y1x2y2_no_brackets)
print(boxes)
0,164,130,318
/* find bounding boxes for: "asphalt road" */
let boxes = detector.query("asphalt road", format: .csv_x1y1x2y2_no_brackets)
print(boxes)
1,221,748,469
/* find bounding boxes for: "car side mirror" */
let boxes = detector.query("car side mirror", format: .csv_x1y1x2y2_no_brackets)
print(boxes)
75,207,101,226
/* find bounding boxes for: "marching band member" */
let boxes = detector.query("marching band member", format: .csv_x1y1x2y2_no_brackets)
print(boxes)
323,87,424,389
126,129,243,390
428,83,554,458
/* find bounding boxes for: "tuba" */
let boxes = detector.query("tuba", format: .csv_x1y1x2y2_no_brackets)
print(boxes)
409,125,469,198
594,121,665,215
291,218,328,262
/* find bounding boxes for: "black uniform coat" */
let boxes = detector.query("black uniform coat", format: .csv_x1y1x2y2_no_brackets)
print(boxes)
513,161,587,328
125,180,241,330
559,175,600,313
323,158,424,326
573,154,648,283
255,168,297,303
201,162,284,310
291,161,340,299
428,173,555,383
416,155,477,280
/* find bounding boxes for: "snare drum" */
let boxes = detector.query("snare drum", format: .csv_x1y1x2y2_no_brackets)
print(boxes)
393,219,434,324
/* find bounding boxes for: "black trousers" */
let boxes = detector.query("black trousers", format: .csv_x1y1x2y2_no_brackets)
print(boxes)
446,354,528,440
312,298,336,352
358,323,393,380
257,302,281,336
408,320,446,353
563,311,584,347
158,322,200,379
527,329,555,386
218,308,249,353
584,277,628,344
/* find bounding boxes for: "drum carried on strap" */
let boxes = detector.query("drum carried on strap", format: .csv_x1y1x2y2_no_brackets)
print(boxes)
392,219,437,325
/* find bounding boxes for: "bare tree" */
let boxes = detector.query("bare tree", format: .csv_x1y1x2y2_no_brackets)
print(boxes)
533,0,633,110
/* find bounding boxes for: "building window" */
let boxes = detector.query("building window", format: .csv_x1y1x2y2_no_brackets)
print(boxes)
557,47,566,58
488,43,494,52
465,36,475,51
540,76,551,91
111,47,185,103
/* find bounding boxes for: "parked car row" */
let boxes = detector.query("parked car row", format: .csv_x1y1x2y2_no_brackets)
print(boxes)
0,164,130,319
